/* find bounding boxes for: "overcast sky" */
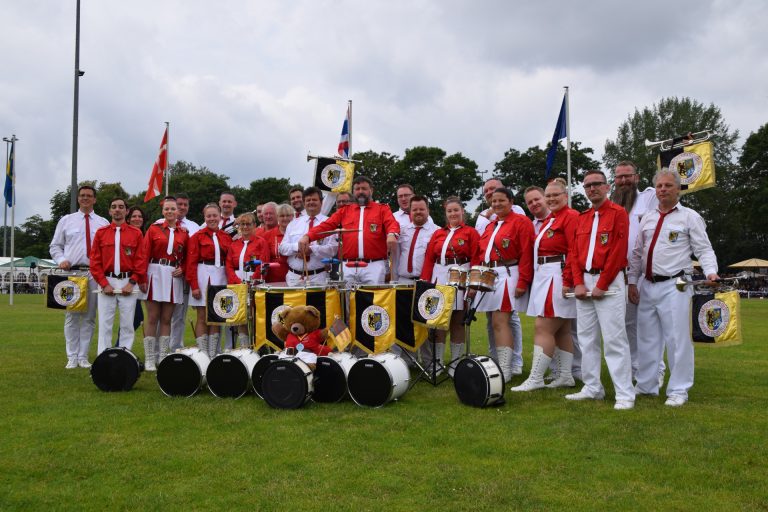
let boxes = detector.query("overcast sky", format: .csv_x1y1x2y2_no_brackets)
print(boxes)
2,0,767,223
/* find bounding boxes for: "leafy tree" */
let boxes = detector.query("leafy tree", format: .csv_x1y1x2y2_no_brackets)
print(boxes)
729,123,768,260
15,215,55,258
241,177,301,210
49,181,129,224
353,150,400,204
157,160,230,224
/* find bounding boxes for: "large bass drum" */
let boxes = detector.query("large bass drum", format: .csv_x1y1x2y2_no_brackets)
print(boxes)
453,355,505,407
156,348,210,397
206,349,261,399
251,353,279,399
347,353,410,408
91,347,141,392
261,357,314,409
313,352,358,403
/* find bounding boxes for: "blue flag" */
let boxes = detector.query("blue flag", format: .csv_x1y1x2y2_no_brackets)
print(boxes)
545,95,567,178
4,140,13,207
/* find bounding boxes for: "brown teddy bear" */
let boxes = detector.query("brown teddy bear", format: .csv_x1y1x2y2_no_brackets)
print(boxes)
271,305,332,356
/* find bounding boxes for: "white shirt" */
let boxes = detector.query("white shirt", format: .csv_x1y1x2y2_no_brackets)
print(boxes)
279,213,338,271
394,208,434,229
219,214,237,236
154,217,200,236
627,187,658,259
49,210,109,267
628,203,718,284
396,221,439,280
474,205,526,235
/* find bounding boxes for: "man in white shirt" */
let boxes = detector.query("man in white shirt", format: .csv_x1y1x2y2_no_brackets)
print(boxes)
218,191,238,237
49,185,109,368
289,186,305,218
280,187,339,286
168,193,200,351
393,183,433,228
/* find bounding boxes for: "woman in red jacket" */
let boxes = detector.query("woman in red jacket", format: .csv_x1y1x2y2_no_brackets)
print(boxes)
186,203,232,358
263,203,293,284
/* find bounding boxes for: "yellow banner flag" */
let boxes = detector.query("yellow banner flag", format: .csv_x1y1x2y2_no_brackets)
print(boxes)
691,290,742,345
658,141,715,195
206,284,248,325
46,274,88,313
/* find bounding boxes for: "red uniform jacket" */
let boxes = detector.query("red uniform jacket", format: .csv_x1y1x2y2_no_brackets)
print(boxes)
474,213,534,290
307,201,399,260
90,223,147,288
569,200,628,290
185,227,232,292
225,234,270,283
142,222,189,274
263,227,288,283
284,330,332,356
535,207,578,288
420,224,480,282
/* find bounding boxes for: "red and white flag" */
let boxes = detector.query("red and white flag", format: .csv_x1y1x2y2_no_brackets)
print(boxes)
144,127,168,202
337,103,350,159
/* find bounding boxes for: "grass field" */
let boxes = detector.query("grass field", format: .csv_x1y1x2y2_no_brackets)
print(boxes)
1,295,767,511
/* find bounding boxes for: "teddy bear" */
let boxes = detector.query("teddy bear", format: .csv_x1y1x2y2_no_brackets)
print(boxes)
271,305,333,356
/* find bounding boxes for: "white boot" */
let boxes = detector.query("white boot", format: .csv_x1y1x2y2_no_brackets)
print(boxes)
196,335,209,355
545,347,562,383
511,345,551,391
237,333,250,349
546,348,575,388
448,343,464,377
143,336,157,372
208,333,220,359
158,336,171,362
496,346,515,384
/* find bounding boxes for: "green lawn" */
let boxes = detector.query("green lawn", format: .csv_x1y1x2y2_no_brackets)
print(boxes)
0,295,766,511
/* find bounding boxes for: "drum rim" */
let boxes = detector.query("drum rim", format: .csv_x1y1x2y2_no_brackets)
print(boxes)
347,356,397,408
156,351,205,398
261,359,313,409
91,347,141,392
454,355,503,407
312,355,349,403
206,353,250,399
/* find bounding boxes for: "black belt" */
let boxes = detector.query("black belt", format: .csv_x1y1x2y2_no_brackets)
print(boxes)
106,272,130,279
483,259,518,268
201,260,219,265
585,269,602,275
400,275,419,280
150,258,179,267
537,255,565,264
646,270,684,283
288,267,326,276
443,257,469,265
71,265,90,270
345,258,385,263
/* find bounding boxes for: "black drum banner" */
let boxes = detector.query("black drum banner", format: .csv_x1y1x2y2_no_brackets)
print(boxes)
206,284,248,325
314,158,354,193
46,274,88,312
658,141,715,195
411,280,455,331
691,290,741,344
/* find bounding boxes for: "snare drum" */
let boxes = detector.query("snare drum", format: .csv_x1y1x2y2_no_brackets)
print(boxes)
313,352,358,403
453,355,505,407
347,352,410,408
261,357,314,409
91,347,141,392
156,348,210,397
206,349,261,399
251,353,279,398
447,266,469,290
467,266,498,292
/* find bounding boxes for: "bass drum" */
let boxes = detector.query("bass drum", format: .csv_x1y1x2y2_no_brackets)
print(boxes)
453,355,505,407
347,353,410,408
251,353,279,399
313,352,358,403
156,348,210,397
91,347,141,392
261,357,314,409
207,349,261,399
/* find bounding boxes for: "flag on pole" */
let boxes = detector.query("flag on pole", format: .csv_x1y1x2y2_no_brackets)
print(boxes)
411,280,456,331
337,104,350,159
206,284,248,325
691,290,741,344
314,157,354,193
144,127,168,202
545,95,567,178
4,139,14,207
658,140,716,195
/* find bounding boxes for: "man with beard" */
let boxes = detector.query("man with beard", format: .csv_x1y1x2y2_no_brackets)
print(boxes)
610,161,664,385
289,186,305,218
300,176,399,285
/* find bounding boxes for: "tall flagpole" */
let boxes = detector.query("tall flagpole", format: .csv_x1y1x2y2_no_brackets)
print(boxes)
164,121,170,196
2,138,9,258
8,135,17,306
565,86,572,207
70,0,83,213
347,100,352,157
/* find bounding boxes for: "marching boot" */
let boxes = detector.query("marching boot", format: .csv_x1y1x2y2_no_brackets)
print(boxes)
208,333,220,359
448,343,464,378
143,336,157,372
237,333,250,349
545,347,562,383
546,348,575,388
496,346,515,384
196,334,209,356
511,345,551,392
158,336,171,362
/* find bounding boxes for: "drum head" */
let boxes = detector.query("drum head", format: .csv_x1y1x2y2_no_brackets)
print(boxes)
157,353,203,397
313,356,347,403
347,359,391,408
261,360,311,409
251,353,278,399
207,354,249,399
91,348,140,392
454,357,502,408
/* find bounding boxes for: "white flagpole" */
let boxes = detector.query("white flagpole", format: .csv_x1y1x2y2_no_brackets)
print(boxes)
8,135,17,306
565,86,572,207
164,121,170,196
347,100,352,157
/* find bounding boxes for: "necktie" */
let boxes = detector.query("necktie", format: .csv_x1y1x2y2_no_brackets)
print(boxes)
309,216,315,229
407,226,422,274
213,232,221,267
534,218,544,235
84,214,92,256
585,211,599,271
239,240,249,273
166,227,175,256
114,226,121,274
484,221,504,262
439,227,457,265
534,217,556,265
357,206,365,259
645,210,673,278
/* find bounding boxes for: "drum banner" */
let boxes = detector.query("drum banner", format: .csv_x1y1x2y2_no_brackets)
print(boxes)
254,288,342,351
691,290,741,344
45,274,88,312
351,287,427,354
411,280,456,331
314,157,354,193
657,141,715,195
206,284,248,325
328,316,352,352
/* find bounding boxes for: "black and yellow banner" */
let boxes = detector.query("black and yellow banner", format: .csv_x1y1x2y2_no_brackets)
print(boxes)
45,274,88,312
351,286,427,354
658,141,715,195
411,280,455,331
254,288,342,350
314,157,354,193
207,284,248,326
328,316,352,352
691,290,741,344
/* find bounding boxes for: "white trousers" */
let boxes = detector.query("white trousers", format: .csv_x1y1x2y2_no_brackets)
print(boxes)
342,260,387,285
636,279,693,399
575,273,634,402
97,277,138,355
285,269,329,287
64,277,98,360
169,287,190,351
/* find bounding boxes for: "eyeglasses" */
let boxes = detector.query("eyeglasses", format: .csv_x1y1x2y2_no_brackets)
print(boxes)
583,182,607,189
238,222,253,227
614,174,636,181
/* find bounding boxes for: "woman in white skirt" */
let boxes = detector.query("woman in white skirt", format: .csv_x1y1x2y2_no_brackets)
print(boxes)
513,178,579,391
185,203,232,358
420,196,480,375
471,187,534,382
139,197,189,370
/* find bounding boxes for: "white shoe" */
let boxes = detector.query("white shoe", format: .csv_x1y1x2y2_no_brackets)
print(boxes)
658,370,666,390
545,349,575,388
78,359,91,369
565,389,605,401
65,358,78,369
510,346,550,392
511,366,523,376
546,374,576,388
665,395,686,407
614,400,634,410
